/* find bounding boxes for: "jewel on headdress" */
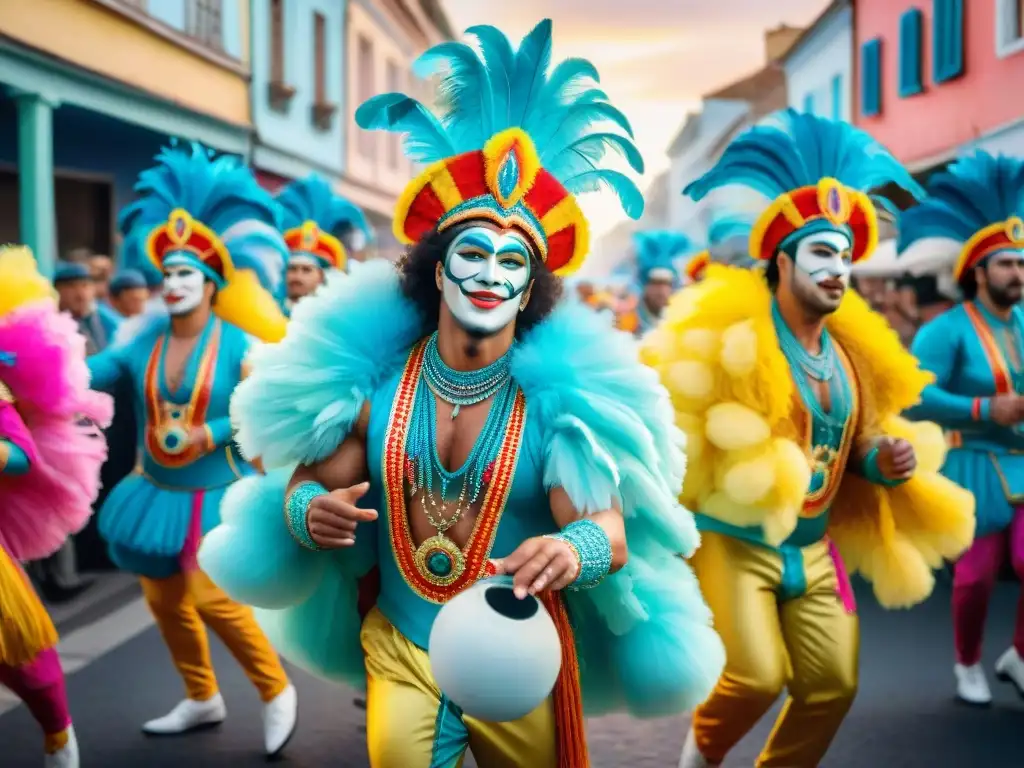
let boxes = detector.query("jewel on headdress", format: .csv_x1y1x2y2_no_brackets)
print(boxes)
498,150,520,202
1008,216,1024,243
169,209,192,244
816,178,850,225
828,187,841,215
301,220,320,249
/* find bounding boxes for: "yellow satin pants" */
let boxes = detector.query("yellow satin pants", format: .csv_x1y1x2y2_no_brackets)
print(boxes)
691,531,859,768
361,606,557,768
139,570,288,703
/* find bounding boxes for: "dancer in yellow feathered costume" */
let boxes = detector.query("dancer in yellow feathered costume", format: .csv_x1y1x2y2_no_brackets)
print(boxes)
648,111,976,768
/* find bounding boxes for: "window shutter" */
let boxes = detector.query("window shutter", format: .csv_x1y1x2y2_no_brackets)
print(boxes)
861,39,882,117
899,9,924,96
934,0,965,83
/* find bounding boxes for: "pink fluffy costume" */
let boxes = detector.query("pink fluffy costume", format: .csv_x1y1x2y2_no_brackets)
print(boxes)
0,246,113,767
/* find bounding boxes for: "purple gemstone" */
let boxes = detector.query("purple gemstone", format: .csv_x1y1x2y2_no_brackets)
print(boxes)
828,187,841,214
173,216,186,237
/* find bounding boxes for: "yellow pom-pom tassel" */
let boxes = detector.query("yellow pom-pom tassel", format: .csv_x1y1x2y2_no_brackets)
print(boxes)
718,446,777,506
667,360,715,402
772,438,812,509
862,534,936,609
705,402,771,451
678,328,721,361
720,320,758,377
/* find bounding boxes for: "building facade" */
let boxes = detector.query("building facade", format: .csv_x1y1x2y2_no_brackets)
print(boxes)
339,0,451,260
0,0,251,275
783,0,852,122
250,0,347,189
855,0,1024,173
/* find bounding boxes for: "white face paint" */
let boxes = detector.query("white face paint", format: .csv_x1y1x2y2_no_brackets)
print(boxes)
162,263,207,316
441,226,533,336
793,230,854,286
789,229,853,312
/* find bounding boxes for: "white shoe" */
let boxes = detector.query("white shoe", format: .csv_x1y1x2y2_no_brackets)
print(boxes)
142,694,227,735
954,663,992,706
44,725,78,768
262,684,297,756
679,724,719,768
995,647,1024,697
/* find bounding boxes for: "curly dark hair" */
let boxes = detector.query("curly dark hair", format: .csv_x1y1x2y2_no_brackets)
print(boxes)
397,222,562,337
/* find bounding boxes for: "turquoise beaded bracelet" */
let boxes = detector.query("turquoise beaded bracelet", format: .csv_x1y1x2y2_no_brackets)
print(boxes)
285,481,328,551
545,518,613,590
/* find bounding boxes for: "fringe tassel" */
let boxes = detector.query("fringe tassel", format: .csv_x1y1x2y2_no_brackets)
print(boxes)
0,548,57,668
541,591,590,768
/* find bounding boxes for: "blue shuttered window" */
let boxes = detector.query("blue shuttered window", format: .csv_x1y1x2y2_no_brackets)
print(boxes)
803,93,815,114
934,0,964,83
831,74,843,120
899,9,924,96
861,39,882,117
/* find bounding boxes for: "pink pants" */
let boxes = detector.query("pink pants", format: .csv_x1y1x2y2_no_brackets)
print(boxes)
953,505,1024,665
0,647,71,736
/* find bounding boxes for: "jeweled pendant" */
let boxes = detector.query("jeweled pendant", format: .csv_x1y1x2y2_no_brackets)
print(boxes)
414,535,466,587
452,403,460,420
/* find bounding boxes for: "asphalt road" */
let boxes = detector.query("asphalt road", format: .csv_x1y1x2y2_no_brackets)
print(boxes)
1,578,1021,767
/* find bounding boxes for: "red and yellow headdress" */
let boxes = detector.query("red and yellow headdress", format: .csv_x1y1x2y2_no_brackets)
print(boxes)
276,174,372,273
685,110,922,266
899,152,1024,282
685,252,710,283
355,19,645,276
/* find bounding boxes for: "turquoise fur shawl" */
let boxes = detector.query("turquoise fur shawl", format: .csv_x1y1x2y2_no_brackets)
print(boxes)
200,259,724,717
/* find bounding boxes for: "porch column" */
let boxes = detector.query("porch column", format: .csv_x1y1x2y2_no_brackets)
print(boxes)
15,92,57,278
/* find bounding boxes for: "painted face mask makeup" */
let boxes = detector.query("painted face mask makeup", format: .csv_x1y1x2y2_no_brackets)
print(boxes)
441,226,533,336
790,229,854,311
162,263,206,316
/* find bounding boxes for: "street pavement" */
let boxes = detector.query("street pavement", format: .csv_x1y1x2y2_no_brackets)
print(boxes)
1,575,1021,767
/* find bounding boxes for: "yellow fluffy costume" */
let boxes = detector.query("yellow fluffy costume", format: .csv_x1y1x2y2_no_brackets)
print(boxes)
644,263,975,609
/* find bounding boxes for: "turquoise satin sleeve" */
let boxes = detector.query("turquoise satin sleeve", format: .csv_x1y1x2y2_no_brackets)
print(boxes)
860,445,906,488
907,323,979,426
1,440,30,475
205,416,234,449
87,347,126,392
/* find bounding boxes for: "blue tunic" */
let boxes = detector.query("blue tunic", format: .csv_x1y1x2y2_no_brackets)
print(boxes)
908,302,1024,537
88,315,255,578
366,365,554,650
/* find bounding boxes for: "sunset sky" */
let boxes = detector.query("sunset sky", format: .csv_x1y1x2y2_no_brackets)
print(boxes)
440,0,831,240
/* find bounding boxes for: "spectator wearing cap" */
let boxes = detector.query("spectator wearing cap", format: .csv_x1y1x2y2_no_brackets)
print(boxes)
108,269,149,318
88,253,114,303
54,261,121,355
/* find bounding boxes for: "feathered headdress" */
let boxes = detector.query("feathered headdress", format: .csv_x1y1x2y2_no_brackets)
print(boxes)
632,230,693,287
687,211,759,280
277,174,373,273
685,109,923,264
354,18,644,275
119,142,289,342
897,151,1024,282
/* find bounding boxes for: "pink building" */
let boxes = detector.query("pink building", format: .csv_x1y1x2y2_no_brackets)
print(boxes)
854,0,1024,173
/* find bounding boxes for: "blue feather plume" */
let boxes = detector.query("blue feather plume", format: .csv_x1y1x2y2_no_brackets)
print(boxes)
707,212,753,246
119,142,287,295
898,151,1024,251
355,19,644,219
685,109,924,205
633,230,695,285
277,174,373,243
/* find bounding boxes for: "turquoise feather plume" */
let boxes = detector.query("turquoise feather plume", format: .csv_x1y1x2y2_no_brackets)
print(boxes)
898,151,1024,252
277,174,373,243
685,109,924,204
355,18,644,220
119,141,287,295
633,230,695,284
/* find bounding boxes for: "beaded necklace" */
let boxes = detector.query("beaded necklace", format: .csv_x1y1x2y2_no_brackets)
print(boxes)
772,300,835,382
406,332,518,534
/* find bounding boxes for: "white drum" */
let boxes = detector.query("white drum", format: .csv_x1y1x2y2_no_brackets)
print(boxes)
428,576,562,722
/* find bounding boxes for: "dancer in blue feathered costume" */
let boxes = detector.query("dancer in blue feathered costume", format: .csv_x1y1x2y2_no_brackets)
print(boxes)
900,151,1024,707
630,230,694,335
87,142,299,757
276,174,372,316
200,18,723,768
